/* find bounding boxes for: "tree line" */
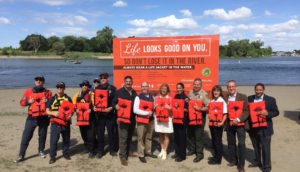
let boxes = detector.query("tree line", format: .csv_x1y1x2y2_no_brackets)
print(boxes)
0,27,275,58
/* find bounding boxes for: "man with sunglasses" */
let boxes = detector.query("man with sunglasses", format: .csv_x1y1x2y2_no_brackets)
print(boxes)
47,82,73,164
93,72,118,158
14,75,52,163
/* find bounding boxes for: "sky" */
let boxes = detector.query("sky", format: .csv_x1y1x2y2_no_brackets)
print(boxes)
0,0,300,51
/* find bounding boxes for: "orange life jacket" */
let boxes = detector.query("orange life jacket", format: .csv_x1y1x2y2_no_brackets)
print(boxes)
188,100,203,125
155,97,170,122
249,101,267,128
51,101,75,126
172,99,185,124
76,102,90,126
94,89,108,112
228,101,245,126
208,102,224,127
117,98,132,124
30,92,47,117
136,100,153,124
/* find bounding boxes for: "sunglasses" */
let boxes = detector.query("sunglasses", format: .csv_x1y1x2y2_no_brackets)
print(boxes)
100,76,108,79
35,78,44,82
56,86,65,89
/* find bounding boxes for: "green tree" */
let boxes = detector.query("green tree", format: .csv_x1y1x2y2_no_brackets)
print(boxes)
91,26,115,53
52,41,66,55
47,36,60,49
20,34,49,53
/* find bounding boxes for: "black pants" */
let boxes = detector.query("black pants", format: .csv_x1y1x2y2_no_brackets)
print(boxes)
18,116,49,157
49,123,70,158
174,123,187,159
187,114,206,158
209,126,223,162
118,120,136,160
249,129,272,172
95,113,117,154
227,126,246,168
79,113,97,153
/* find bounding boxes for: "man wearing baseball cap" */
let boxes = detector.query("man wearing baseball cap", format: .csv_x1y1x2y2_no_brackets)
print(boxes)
14,75,52,163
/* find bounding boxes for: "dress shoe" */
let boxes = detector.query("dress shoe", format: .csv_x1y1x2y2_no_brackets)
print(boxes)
248,163,258,168
63,154,71,160
186,151,195,156
238,167,245,172
171,154,178,159
49,158,56,164
227,162,237,167
208,159,221,165
145,154,157,158
14,156,24,163
120,159,128,166
208,157,215,161
193,157,203,163
96,153,103,159
139,156,147,163
175,157,185,162
88,152,95,159
110,152,118,157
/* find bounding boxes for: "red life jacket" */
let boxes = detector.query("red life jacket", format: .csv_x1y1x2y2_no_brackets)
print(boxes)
136,100,154,124
188,100,203,125
172,99,185,124
117,98,132,124
94,89,108,112
30,92,47,117
155,97,170,122
51,101,75,126
208,102,224,127
76,102,90,126
249,101,267,128
228,101,245,126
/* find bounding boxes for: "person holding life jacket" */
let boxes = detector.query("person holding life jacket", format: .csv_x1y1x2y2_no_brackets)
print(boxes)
46,82,73,164
154,83,173,160
208,85,227,165
112,75,137,166
172,82,189,162
224,80,249,172
247,83,279,172
73,80,96,157
133,82,156,163
14,75,52,163
187,78,209,163
93,72,118,158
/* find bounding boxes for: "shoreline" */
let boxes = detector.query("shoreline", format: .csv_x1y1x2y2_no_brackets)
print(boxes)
0,55,113,60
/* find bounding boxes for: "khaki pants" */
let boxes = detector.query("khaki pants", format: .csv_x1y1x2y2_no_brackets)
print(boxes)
137,120,154,157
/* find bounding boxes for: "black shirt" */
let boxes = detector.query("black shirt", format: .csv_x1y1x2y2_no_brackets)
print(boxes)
113,87,137,121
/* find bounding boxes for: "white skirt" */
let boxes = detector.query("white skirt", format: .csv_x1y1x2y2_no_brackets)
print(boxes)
154,115,174,133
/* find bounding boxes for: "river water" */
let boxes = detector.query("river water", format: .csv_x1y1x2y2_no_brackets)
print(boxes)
0,56,299,88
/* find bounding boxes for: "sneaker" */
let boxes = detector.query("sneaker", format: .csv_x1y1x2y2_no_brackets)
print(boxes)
96,153,103,159
139,156,147,163
120,159,128,166
63,154,71,160
14,156,24,163
39,151,46,158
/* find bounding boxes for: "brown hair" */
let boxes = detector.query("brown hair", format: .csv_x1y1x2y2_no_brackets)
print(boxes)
211,85,223,99
159,83,170,95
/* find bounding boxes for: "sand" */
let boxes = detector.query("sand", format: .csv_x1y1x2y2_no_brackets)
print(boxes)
0,86,299,172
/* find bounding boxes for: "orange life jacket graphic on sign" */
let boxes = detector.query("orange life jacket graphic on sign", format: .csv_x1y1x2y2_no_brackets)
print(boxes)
208,102,223,127
188,100,203,125
228,101,245,126
30,92,47,117
76,102,90,126
51,101,75,126
155,97,170,122
94,89,108,112
172,99,185,124
136,100,154,124
249,101,267,128
117,98,132,124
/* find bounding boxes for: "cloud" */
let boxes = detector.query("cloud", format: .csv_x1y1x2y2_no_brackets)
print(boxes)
125,27,150,36
254,33,263,39
180,9,192,17
264,10,272,16
33,13,89,26
0,17,11,24
203,6,252,20
142,4,159,10
33,0,72,6
112,0,127,8
47,26,93,37
128,15,198,30
204,24,234,34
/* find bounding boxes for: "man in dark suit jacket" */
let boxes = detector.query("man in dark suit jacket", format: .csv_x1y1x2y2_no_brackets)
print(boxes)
248,83,279,172
224,80,249,172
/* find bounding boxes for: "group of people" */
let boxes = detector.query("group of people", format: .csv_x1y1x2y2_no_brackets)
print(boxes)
14,74,279,172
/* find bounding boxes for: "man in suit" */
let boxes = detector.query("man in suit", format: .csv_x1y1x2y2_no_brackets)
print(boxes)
224,80,249,172
248,83,279,172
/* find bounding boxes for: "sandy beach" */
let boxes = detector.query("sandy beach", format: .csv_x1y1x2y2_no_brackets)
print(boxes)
0,86,299,172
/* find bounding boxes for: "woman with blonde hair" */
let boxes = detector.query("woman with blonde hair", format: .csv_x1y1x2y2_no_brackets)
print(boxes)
154,83,173,160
